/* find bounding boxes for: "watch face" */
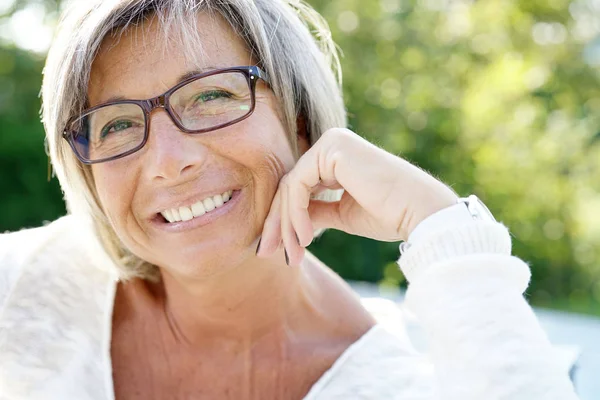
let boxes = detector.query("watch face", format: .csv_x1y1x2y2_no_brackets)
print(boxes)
470,195,497,222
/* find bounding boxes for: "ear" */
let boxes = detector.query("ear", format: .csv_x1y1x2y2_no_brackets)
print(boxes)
296,115,310,156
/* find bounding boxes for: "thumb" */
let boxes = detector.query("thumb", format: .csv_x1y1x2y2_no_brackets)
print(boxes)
307,200,345,233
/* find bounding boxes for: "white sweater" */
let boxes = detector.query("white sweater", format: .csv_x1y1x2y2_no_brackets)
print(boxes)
0,215,579,400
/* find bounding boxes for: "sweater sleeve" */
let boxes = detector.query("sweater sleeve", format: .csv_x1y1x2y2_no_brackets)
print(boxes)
398,221,579,400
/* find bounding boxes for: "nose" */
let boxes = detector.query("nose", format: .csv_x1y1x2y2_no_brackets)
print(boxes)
142,110,207,182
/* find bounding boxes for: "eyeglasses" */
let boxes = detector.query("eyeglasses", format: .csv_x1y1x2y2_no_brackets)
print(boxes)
62,66,270,164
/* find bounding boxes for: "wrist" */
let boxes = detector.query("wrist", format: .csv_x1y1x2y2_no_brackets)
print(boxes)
398,221,512,282
404,188,458,240
400,193,498,257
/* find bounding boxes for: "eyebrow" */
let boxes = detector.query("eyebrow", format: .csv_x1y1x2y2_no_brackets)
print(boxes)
100,66,217,104
176,67,215,83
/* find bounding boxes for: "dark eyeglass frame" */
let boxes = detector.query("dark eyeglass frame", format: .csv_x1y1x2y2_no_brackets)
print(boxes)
62,65,270,164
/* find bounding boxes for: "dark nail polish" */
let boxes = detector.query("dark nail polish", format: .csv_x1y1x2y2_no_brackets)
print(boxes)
256,238,262,255
284,248,289,266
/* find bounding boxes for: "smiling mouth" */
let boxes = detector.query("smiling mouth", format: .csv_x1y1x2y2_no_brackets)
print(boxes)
159,190,234,223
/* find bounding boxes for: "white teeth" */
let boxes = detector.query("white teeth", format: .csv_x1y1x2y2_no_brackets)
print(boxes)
222,191,231,202
203,197,215,212
191,201,206,217
163,209,174,223
171,208,182,222
161,190,235,223
179,206,193,221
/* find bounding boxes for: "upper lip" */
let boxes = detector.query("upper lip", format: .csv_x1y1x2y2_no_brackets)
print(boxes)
151,187,238,216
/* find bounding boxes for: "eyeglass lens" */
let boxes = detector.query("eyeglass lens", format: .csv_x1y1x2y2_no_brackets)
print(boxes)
70,71,253,162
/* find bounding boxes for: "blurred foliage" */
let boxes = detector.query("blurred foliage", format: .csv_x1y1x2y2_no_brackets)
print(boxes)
1,0,599,315
0,45,65,230
0,0,59,19
309,0,600,316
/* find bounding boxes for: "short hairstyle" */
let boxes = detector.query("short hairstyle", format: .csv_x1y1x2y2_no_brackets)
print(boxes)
42,0,346,281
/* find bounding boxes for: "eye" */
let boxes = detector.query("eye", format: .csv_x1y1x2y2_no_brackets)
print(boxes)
194,90,232,103
100,119,135,138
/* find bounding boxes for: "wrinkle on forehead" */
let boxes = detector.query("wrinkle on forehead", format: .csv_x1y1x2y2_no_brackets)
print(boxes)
88,11,252,106
99,10,216,67
94,12,212,76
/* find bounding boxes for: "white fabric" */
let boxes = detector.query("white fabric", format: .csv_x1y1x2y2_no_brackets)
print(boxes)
400,201,481,260
407,202,474,244
0,215,579,400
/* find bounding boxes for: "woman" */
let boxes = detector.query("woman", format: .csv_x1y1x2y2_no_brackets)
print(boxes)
0,0,578,399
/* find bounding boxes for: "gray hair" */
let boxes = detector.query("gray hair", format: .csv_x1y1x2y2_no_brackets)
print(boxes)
42,0,346,281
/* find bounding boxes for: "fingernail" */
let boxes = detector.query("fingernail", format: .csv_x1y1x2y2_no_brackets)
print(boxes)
284,248,289,266
256,237,262,255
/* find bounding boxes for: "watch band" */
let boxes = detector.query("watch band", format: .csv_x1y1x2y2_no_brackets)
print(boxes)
399,194,496,256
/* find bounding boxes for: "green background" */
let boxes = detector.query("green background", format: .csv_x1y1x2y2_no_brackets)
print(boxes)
1,0,599,315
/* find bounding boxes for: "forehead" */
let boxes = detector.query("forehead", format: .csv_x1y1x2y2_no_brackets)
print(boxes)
88,11,253,106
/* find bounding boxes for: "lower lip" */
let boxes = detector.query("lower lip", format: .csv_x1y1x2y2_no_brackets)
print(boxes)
152,190,242,232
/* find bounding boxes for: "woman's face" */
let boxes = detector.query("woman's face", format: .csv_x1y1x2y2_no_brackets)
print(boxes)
89,13,301,278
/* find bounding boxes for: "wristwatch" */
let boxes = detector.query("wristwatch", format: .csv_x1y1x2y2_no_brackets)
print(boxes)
399,194,496,256
458,194,497,223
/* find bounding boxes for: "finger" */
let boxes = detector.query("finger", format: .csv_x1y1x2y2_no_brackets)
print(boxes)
280,177,304,266
257,188,282,257
287,177,315,248
313,181,343,192
285,148,327,247
307,200,344,232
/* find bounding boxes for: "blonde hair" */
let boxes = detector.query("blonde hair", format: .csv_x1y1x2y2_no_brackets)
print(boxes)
42,0,346,281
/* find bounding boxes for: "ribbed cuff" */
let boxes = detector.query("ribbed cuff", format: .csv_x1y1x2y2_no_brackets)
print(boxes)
398,221,512,283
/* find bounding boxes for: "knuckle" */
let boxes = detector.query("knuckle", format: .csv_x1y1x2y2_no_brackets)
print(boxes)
279,174,292,188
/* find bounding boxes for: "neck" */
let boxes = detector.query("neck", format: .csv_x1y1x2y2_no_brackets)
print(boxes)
155,247,314,347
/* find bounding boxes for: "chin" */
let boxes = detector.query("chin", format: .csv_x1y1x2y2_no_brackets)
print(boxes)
151,241,249,280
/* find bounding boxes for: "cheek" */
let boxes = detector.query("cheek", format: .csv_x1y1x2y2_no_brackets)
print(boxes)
212,110,295,219
236,106,297,175
92,163,139,224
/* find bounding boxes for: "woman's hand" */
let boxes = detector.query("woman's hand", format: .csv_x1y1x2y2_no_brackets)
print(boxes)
257,128,459,266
